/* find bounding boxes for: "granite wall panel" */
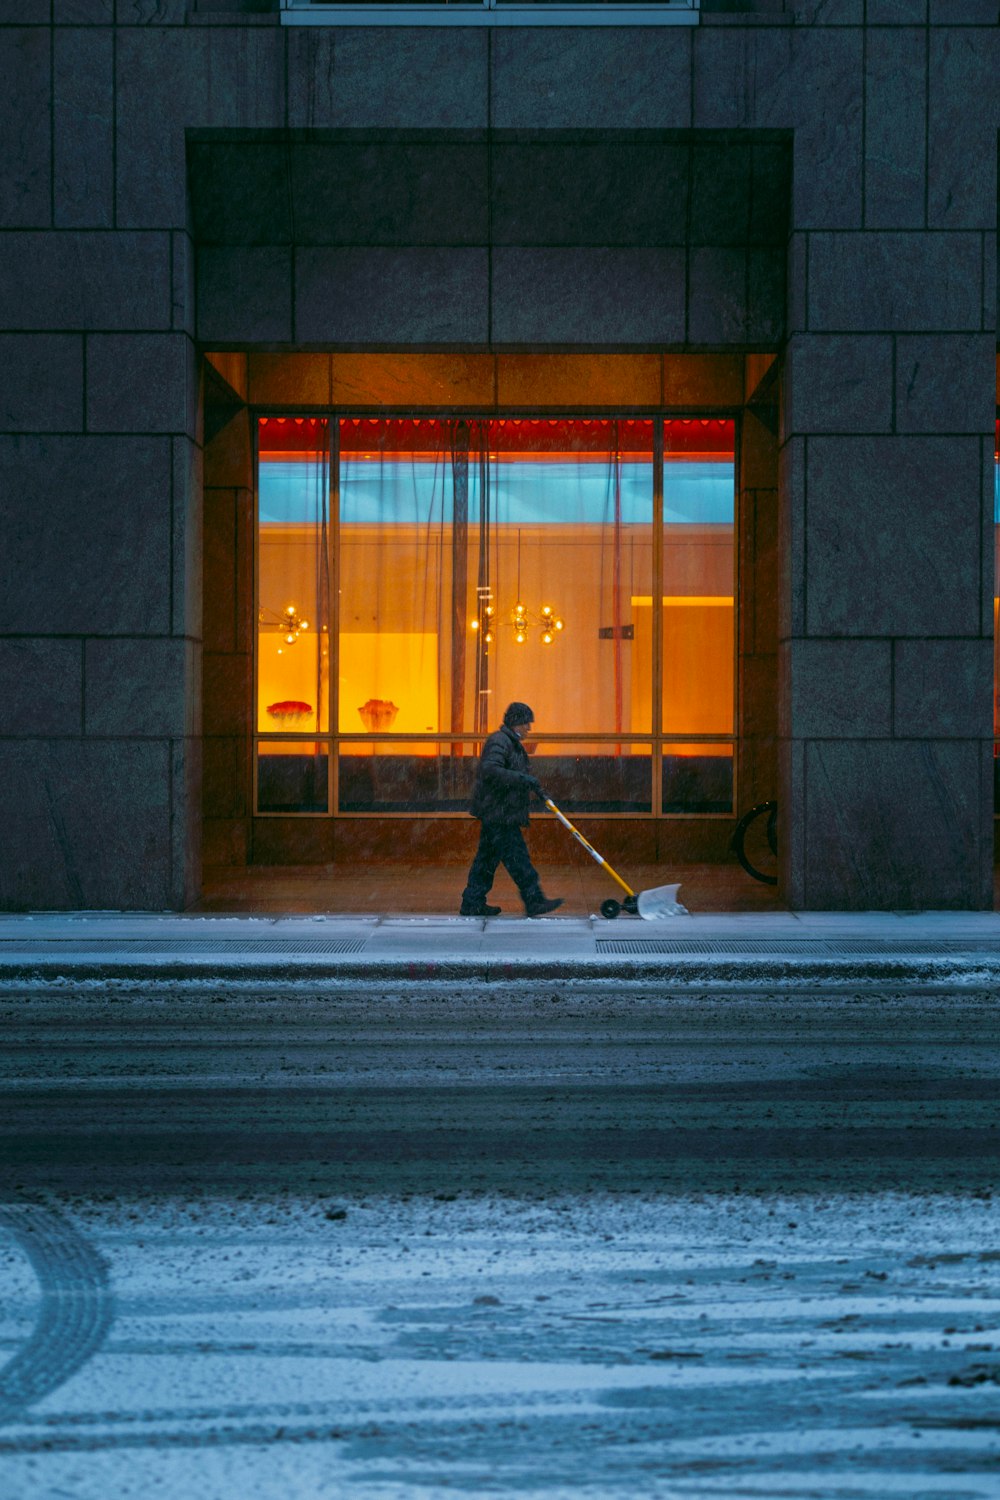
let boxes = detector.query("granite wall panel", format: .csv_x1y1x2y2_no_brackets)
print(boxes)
805,436,982,637
54,0,113,22
0,740,173,910
54,28,113,230
692,27,863,228
116,28,284,228
85,637,197,737
784,334,894,436
0,335,84,433
928,0,999,25
0,640,83,737
803,739,990,909
5,0,52,20
894,333,997,434
492,140,688,248
0,232,171,330
867,0,927,19
789,0,862,20
778,436,806,641
893,639,993,741
780,638,892,738
296,248,489,346
927,28,1000,229
172,232,196,337
864,25,927,229
689,140,751,248
688,247,746,346
747,249,786,345
809,232,983,331
87,332,195,434
188,141,291,247
492,248,686,348
490,29,692,131
287,29,488,130
172,732,202,910
0,435,172,635
0,30,50,230
196,246,292,344
290,140,488,248
983,230,997,333
173,434,205,643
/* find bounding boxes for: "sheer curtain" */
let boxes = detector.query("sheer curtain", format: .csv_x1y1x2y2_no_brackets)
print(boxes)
256,416,331,812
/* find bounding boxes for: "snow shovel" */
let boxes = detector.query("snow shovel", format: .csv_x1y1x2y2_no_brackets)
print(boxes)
540,795,688,920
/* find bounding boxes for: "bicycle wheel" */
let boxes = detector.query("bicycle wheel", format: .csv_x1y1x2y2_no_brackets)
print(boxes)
731,800,778,885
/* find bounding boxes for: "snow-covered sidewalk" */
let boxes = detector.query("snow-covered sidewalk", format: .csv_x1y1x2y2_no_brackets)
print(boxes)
3,909,1000,984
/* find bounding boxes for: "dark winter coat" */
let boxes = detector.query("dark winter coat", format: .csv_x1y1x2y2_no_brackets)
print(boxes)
469,725,537,826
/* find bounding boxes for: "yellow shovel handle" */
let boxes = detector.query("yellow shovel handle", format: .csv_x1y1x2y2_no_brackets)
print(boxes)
543,798,636,899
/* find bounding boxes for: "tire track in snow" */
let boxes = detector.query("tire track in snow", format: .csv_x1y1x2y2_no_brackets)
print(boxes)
0,1200,113,1422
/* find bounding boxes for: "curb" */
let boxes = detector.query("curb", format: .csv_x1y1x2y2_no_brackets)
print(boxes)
4,956,1000,986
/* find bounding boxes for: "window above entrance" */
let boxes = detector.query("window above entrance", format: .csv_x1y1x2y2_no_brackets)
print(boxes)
279,0,698,25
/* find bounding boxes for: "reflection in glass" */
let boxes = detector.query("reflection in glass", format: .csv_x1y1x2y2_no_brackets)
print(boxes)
257,742,329,814
662,745,733,814
339,742,482,814
338,740,651,814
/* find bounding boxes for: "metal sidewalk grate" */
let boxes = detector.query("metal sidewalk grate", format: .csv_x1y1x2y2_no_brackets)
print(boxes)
594,937,1000,957
0,938,369,956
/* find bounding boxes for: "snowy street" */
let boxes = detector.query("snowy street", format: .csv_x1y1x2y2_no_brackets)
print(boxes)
0,980,999,1497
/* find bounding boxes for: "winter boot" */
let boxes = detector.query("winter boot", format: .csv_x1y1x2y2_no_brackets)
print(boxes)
526,897,563,918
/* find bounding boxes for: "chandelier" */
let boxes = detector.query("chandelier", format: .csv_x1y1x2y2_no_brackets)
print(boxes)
259,603,310,649
469,591,564,648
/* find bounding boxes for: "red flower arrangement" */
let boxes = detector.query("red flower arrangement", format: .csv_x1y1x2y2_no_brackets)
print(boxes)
266,700,313,722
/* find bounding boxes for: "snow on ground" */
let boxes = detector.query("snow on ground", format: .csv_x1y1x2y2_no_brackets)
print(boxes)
1,1191,999,1499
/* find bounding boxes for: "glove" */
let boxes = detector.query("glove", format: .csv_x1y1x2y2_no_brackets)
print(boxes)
525,776,545,797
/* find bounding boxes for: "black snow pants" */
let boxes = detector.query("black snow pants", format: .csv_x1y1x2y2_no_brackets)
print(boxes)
461,821,543,912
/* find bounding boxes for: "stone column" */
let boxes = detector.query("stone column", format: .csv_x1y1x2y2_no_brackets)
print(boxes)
779,13,998,910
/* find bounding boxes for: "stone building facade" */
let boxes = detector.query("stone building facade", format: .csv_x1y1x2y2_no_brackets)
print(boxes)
0,0,997,911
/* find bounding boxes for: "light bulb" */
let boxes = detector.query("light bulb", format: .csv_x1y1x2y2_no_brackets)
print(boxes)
515,632,525,644
285,633,296,644
484,631,493,644
485,606,494,617
541,605,552,616
285,605,296,616
542,632,553,645
277,648,283,655
554,619,564,631
470,619,479,631
300,620,309,631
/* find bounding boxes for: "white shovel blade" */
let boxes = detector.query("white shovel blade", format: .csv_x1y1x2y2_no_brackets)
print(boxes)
636,883,688,920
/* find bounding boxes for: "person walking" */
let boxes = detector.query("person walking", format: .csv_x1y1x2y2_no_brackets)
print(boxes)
459,702,564,918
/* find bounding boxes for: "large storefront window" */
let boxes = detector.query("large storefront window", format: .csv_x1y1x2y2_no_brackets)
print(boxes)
256,415,735,815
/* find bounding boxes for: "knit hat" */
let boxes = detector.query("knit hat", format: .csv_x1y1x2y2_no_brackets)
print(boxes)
503,701,535,727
